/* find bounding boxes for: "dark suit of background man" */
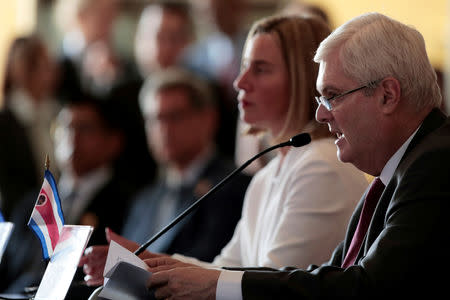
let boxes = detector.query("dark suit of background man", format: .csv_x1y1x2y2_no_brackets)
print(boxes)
145,12,450,300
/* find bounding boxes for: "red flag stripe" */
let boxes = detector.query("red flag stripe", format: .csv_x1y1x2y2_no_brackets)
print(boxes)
36,188,60,250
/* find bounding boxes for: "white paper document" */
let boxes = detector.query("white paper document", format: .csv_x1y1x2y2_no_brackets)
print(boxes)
103,241,149,278
98,241,151,300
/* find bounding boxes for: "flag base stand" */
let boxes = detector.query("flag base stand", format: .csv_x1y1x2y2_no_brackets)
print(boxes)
0,293,34,300
88,286,103,300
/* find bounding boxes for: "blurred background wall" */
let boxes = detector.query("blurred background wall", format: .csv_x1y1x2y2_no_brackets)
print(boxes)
0,0,37,105
0,0,448,108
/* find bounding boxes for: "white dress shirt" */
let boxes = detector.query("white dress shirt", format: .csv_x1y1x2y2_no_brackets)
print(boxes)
58,166,112,224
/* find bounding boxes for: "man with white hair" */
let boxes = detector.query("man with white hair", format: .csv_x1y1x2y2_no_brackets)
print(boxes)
145,12,450,299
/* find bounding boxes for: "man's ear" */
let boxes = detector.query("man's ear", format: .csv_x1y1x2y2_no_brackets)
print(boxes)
379,77,401,114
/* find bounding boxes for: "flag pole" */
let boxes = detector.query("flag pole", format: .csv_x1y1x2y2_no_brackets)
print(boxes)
45,154,50,171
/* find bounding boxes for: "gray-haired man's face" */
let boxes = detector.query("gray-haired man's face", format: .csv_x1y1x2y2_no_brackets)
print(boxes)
143,88,216,169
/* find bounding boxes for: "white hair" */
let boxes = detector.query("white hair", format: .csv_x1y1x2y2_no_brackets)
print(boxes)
314,12,442,111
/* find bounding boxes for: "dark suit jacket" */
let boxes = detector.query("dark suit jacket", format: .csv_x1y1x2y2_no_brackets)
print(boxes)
0,108,40,219
75,173,136,246
107,74,157,191
240,108,450,299
55,56,83,104
121,153,251,262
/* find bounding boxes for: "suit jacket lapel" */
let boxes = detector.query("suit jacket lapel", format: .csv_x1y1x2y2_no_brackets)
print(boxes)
153,153,220,252
399,108,446,164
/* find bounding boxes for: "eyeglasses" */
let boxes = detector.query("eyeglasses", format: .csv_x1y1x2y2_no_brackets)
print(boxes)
144,108,196,126
315,79,382,111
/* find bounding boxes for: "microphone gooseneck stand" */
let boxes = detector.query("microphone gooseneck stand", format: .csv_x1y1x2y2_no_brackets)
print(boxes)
134,132,311,255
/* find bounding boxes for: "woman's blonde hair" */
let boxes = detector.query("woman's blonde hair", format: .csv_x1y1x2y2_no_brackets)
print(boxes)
242,14,331,144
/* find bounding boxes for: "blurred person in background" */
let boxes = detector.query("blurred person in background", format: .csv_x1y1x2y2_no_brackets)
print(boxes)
53,0,120,102
0,94,136,299
79,40,126,99
53,95,134,243
0,35,59,220
182,0,251,160
107,0,196,191
79,37,158,192
183,0,249,100
134,0,195,79
110,0,195,100
80,67,251,286
61,0,196,193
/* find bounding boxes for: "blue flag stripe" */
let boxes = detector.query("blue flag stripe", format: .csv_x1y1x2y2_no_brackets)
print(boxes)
44,170,65,225
28,218,50,260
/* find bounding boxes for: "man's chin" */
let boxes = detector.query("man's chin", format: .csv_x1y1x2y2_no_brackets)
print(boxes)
336,148,351,163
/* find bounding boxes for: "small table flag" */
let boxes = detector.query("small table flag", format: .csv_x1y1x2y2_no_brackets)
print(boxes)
28,169,65,260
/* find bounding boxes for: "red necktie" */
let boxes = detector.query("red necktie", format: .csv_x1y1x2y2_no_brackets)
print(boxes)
341,177,385,268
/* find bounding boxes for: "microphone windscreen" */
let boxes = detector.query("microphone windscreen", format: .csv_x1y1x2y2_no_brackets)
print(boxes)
289,133,311,147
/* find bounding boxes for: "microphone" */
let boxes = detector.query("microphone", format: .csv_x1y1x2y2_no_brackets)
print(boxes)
133,132,311,255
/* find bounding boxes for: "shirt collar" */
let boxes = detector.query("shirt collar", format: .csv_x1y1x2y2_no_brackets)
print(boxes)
165,146,215,189
59,165,113,198
379,126,421,185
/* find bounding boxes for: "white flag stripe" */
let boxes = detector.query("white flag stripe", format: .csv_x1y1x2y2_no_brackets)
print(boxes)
43,180,64,231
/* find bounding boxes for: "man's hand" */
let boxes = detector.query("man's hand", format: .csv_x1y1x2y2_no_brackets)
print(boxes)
145,256,195,273
79,228,165,286
148,266,221,300
79,245,109,286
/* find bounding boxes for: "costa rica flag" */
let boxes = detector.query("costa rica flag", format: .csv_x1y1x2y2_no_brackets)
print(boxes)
28,170,65,260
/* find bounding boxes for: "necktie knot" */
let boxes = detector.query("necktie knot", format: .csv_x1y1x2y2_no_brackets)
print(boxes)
366,177,385,204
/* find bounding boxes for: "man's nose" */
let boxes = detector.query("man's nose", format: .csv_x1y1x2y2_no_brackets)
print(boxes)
315,103,332,124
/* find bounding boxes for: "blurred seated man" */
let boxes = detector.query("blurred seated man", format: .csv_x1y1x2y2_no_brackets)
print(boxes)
112,0,194,100
0,94,135,296
80,68,251,285
106,0,195,190
53,94,135,244
54,0,120,102
181,0,250,159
